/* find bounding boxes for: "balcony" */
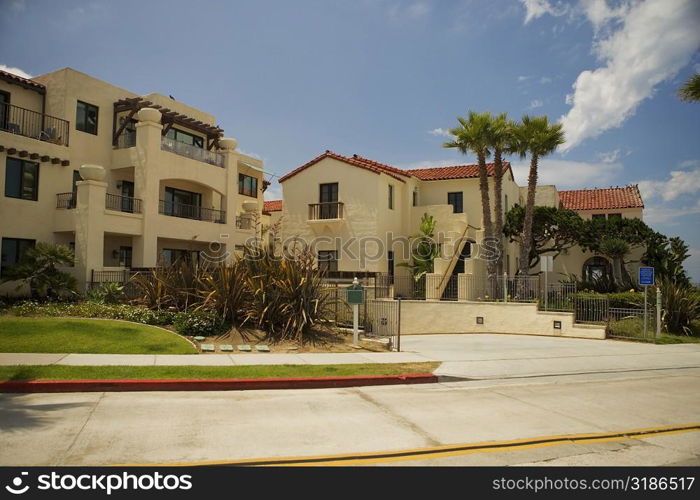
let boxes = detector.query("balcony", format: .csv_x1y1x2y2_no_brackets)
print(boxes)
308,202,344,221
106,193,142,214
1,102,70,147
56,192,76,209
159,200,226,224
114,132,136,149
161,136,224,167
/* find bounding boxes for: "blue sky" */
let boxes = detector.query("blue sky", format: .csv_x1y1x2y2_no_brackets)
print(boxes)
1,0,699,278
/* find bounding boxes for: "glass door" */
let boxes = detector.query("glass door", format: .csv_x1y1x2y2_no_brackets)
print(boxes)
121,181,134,212
319,183,338,219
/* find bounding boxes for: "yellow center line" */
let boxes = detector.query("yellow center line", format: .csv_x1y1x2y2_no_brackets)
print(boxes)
114,422,700,467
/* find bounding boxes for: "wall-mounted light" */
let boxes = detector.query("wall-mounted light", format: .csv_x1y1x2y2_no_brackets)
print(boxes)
116,182,122,189
553,321,562,329
112,250,119,259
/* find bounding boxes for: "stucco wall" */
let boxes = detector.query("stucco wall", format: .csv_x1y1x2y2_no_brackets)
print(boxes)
397,300,605,339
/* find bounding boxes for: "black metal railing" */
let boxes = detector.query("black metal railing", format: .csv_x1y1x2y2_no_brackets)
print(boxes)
308,202,344,220
161,136,224,167
114,131,136,149
106,193,142,214
56,192,76,209
1,102,69,146
159,200,226,224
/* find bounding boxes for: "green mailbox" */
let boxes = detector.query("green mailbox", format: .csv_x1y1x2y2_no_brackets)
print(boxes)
346,283,364,305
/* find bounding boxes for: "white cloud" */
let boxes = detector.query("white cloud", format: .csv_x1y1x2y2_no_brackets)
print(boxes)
519,0,569,24
517,75,531,82
427,127,452,138
8,0,25,13
528,99,543,109
597,149,620,163
0,64,32,79
638,167,700,202
679,159,700,169
558,0,700,151
511,159,623,189
388,1,430,20
398,159,463,170
264,182,283,202
642,199,700,225
539,76,552,84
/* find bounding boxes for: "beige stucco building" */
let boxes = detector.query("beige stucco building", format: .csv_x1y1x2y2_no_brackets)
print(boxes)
0,68,264,293
268,150,645,296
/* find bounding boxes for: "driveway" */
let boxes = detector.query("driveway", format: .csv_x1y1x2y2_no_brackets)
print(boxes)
400,334,700,379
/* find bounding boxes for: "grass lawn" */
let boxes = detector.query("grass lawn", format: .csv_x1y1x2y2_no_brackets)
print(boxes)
0,317,196,354
0,362,440,381
609,317,700,344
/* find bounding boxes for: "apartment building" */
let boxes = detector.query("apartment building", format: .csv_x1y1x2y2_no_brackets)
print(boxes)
269,150,645,295
0,68,264,292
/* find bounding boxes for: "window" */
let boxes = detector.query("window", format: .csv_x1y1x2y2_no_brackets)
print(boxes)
162,248,199,267
238,173,258,198
317,250,338,273
412,189,418,207
1,238,35,277
119,246,132,268
388,184,394,209
504,194,509,214
608,213,622,221
591,214,606,220
76,100,98,135
388,251,394,278
165,128,204,148
5,157,39,200
0,90,9,130
583,256,610,281
163,187,202,219
447,192,463,214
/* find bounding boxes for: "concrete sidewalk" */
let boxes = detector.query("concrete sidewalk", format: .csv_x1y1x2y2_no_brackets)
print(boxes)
0,351,434,367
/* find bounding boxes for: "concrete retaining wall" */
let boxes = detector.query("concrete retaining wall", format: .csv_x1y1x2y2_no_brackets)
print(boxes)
398,300,605,339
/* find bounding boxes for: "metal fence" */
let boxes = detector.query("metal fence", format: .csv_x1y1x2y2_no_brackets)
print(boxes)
321,279,401,350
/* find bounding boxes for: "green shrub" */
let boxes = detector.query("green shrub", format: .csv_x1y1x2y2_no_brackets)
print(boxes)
173,311,225,336
86,282,124,304
6,301,175,326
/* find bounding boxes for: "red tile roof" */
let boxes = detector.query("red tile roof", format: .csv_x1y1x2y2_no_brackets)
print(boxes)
0,69,45,92
278,151,410,183
279,151,511,184
263,200,282,214
559,185,644,211
408,163,506,181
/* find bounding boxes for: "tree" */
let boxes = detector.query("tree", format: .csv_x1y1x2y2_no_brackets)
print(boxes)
678,73,700,102
487,113,516,274
399,213,440,280
503,205,583,269
512,115,565,275
579,217,654,290
1,243,77,298
643,233,691,286
444,111,496,276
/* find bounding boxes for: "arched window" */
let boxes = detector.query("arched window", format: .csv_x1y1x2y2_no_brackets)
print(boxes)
583,256,610,281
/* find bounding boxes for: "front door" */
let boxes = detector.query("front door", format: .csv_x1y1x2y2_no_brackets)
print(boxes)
164,187,202,219
319,183,338,219
121,181,134,212
119,246,132,268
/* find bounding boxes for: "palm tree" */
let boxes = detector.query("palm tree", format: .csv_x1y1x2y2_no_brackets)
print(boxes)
678,74,700,102
444,111,495,276
513,115,565,276
487,113,515,275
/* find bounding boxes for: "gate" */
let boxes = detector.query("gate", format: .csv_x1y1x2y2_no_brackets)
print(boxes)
324,279,401,350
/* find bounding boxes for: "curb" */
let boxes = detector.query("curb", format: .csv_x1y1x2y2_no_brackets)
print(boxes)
0,373,438,393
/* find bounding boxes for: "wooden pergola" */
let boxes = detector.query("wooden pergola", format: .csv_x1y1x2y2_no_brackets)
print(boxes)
112,96,224,150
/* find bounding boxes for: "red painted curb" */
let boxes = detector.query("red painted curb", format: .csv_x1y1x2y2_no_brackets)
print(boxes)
0,373,438,393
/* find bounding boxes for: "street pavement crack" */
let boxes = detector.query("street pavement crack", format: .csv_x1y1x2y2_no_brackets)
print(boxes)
349,388,442,447
55,392,106,466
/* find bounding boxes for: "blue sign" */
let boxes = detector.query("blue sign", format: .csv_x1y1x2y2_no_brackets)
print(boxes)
638,267,654,286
